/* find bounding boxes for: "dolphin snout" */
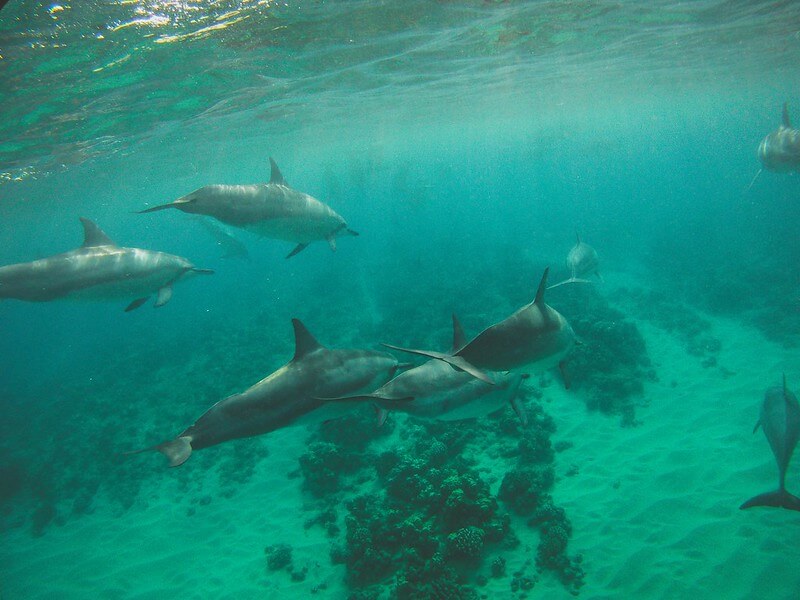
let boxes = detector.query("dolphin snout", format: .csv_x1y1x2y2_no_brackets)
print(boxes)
138,202,179,214
139,195,195,214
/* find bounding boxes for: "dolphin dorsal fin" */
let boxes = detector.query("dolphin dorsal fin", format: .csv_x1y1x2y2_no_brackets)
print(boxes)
534,267,550,305
782,103,792,128
79,217,115,247
784,373,789,397
269,157,287,185
575,231,581,245
292,318,323,360
450,314,467,353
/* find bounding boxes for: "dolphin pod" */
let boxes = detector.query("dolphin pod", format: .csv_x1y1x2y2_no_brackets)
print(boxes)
0,217,213,311
740,375,800,512
130,319,402,466
328,315,529,425
384,268,576,386
140,157,358,258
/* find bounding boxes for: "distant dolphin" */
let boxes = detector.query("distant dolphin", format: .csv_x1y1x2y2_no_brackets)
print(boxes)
139,158,358,258
131,319,401,467
193,217,249,260
758,103,800,173
331,315,529,424
0,217,213,311
740,375,800,512
548,233,602,290
384,268,576,385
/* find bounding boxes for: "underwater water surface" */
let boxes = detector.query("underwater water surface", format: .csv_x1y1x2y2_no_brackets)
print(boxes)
2,1,800,599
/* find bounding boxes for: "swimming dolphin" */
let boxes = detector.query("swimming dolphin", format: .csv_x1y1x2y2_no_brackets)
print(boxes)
131,319,402,467
0,217,213,311
548,233,602,290
330,315,529,424
139,158,358,258
740,374,800,512
757,103,800,173
384,268,576,385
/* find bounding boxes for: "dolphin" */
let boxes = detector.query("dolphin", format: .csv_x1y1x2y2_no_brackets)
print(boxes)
139,157,358,258
0,217,213,311
131,319,402,467
757,103,800,173
384,268,576,385
740,374,800,512
194,217,249,260
548,233,602,290
330,315,529,425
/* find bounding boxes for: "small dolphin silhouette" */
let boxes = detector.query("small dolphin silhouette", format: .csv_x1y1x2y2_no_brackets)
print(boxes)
140,158,358,258
758,103,800,173
0,218,212,311
548,233,602,290
130,319,401,467
740,374,800,512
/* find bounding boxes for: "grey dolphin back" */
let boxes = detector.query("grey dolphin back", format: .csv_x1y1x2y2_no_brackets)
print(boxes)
782,102,792,128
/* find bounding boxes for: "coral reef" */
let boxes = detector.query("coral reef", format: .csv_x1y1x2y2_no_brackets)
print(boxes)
299,385,584,597
552,284,656,425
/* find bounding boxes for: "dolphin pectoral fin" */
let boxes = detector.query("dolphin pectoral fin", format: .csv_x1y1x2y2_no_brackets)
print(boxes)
156,437,193,467
154,285,173,307
286,243,308,259
374,406,389,428
740,489,800,511
510,395,529,427
782,102,792,128
326,235,337,252
752,419,762,434
558,360,572,390
381,344,495,385
447,356,495,385
125,297,150,312
192,268,215,275
124,436,192,467
346,228,359,237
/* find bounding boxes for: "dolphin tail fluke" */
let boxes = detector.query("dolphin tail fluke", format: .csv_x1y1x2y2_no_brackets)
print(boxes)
286,243,308,259
381,343,494,385
326,235,337,252
156,437,193,467
740,489,800,512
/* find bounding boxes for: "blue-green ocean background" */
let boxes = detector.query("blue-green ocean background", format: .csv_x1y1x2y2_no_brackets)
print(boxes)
2,1,800,599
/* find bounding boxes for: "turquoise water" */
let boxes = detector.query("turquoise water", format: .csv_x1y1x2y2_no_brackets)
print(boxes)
2,2,800,599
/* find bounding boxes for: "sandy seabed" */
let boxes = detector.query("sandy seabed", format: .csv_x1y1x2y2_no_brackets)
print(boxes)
1,284,798,600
